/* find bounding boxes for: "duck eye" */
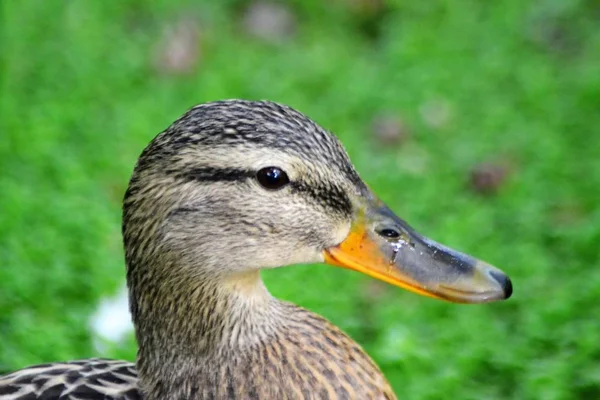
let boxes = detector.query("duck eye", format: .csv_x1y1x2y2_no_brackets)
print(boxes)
256,167,290,190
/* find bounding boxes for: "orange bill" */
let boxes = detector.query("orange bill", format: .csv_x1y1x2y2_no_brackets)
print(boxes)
323,203,512,303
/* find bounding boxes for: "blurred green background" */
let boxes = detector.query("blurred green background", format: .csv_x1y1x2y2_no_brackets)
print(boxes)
2,0,599,398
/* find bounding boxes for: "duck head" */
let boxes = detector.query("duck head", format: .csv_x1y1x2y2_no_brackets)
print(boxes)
123,100,512,306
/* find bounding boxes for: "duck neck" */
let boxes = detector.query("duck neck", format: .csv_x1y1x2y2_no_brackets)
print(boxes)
128,266,284,392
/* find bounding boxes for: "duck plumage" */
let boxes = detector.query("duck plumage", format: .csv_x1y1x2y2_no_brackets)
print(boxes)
0,100,511,399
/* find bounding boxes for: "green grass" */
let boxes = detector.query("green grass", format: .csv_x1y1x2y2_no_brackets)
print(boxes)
1,1,599,398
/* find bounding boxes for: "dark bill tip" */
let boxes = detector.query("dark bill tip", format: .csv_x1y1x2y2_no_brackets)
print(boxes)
489,270,513,299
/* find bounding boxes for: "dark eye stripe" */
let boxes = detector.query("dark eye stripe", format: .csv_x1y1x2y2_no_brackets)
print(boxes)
169,166,352,216
290,181,352,217
171,167,254,182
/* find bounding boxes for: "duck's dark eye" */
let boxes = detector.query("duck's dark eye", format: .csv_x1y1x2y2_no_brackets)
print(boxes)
377,228,401,239
256,167,290,190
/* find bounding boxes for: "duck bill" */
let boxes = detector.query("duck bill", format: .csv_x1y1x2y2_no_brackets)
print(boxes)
323,202,512,303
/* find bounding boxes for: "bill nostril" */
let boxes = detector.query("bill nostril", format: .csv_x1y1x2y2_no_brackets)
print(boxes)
376,228,400,239
489,270,513,299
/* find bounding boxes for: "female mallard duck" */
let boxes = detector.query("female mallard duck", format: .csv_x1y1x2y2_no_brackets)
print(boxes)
0,100,512,399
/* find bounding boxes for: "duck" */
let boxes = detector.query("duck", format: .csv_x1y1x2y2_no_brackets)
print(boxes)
0,100,512,400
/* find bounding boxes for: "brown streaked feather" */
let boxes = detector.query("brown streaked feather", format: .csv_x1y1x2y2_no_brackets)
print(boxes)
0,359,139,399
135,301,396,400
0,304,395,400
